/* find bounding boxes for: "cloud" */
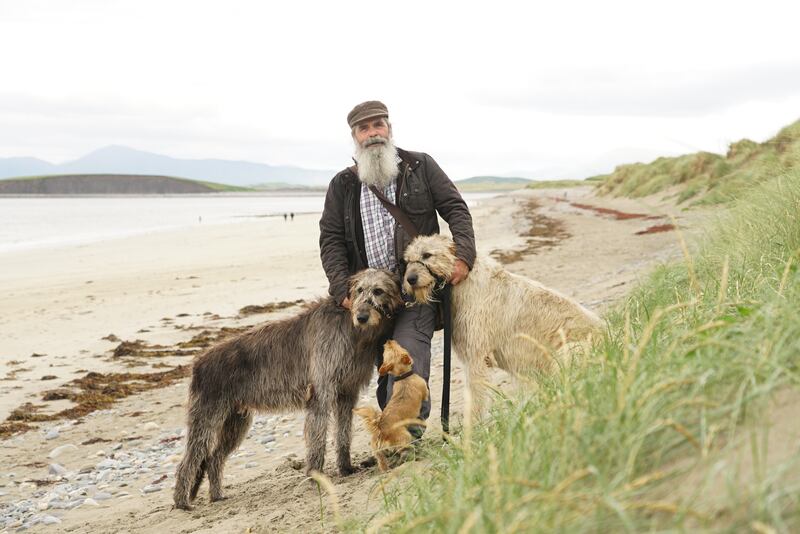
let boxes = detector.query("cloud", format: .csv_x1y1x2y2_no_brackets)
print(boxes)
477,62,800,117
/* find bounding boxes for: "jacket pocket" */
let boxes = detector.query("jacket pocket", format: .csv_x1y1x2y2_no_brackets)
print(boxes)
401,173,433,214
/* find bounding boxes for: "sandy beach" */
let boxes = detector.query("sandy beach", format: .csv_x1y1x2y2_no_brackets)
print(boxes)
0,186,705,532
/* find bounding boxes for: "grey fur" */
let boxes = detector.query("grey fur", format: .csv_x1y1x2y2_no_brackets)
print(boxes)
172,269,402,510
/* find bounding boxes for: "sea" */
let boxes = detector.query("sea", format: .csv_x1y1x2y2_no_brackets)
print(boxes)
0,191,500,254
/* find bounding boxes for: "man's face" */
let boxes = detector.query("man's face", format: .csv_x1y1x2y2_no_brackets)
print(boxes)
353,117,390,148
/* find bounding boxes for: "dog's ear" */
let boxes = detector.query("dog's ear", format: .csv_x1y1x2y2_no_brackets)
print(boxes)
448,240,457,257
378,363,390,376
389,272,404,310
401,353,412,366
390,271,402,289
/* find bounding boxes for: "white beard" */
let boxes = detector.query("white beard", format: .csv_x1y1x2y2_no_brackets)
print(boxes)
353,136,399,188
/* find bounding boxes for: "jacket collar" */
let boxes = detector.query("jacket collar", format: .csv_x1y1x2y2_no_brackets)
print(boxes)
396,147,422,171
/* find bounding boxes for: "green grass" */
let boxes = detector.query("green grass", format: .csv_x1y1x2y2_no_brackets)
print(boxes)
455,177,533,192
354,170,800,532
193,179,253,192
595,119,800,205
526,177,602,190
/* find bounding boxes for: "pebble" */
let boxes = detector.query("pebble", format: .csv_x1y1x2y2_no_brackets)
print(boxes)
244,462,258,468
83,498,99,506
141,485,162,494
48,464,68,477
142,422,159,431
93,492,113,501
49,444,78,459
41,515,62,525
96,459,118,469
111,443,123,451
44,429,59,440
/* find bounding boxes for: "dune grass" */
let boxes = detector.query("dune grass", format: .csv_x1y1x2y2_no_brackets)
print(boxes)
353,170,800,532
595,119,800,205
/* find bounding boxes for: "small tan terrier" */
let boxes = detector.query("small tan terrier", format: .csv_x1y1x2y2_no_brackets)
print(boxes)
354,340,429,471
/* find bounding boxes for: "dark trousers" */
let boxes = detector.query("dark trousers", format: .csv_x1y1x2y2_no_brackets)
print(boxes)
375,303,436,422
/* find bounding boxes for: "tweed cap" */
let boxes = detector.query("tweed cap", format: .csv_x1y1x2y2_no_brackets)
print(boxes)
347,100,389,128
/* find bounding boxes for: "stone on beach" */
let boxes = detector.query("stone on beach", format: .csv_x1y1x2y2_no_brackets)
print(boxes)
49,444,78,459
48,464,68,477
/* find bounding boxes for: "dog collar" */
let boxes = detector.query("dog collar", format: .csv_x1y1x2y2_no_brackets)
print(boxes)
406,260,448,293
393,370,415,382
369,301,395,319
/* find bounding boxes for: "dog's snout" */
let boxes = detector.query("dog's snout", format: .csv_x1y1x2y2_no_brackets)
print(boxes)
406,273,418,286
356,312,369,324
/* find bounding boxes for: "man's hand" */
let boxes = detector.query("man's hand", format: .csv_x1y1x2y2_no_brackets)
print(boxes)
341,296,352,309
450,259,470,285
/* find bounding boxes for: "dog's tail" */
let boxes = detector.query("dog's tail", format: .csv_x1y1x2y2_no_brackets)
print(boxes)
353,406,382,435
353,406,392,471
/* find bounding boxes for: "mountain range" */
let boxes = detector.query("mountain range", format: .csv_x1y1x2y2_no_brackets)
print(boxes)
0,145,673,187
0,145,336,187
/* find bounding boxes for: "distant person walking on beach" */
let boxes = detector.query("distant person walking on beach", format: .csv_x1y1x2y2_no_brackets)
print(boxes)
283,213,287,222
319,100,475,437
290,212,294,221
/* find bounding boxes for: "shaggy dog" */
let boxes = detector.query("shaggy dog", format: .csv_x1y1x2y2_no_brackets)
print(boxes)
354,340,429,471
173,269,403,510
403,234,602,412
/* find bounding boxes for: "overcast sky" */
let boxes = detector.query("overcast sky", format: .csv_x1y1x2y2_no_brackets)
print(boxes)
2,0,800,179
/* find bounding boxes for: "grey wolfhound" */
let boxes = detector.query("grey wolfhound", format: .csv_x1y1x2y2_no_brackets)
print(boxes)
403,234,602,413
172,269,403,510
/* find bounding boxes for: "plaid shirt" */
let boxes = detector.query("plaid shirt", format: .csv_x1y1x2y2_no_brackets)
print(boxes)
360,181,397,271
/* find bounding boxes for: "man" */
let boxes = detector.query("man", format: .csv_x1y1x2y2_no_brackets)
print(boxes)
319,100,475,434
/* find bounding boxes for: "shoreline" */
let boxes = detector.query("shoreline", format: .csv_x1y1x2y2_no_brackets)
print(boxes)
0,191,498,255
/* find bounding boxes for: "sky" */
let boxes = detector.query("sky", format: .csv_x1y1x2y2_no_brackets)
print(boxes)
2,0,800,180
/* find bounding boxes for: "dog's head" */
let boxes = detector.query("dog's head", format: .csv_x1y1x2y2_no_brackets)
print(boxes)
348,269,403,328
402,234,457,304
378,339,414,376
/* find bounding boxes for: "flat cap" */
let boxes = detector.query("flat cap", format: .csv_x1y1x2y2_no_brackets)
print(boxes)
347,100,389,128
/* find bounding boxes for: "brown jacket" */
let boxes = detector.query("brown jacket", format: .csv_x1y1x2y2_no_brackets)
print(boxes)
319,148,476,304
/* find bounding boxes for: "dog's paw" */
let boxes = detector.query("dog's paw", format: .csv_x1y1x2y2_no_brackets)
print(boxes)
338,463,359,476
209,494,228,503
359,456,378,469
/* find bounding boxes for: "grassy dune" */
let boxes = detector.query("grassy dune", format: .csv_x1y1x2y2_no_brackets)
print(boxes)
356,170,800,532
595,120,800,205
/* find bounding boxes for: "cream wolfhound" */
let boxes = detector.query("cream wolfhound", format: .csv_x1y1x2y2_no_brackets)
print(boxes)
403,234,602,412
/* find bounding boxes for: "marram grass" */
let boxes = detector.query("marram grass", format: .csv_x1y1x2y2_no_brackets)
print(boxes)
352,170,800,533
595,119,800,205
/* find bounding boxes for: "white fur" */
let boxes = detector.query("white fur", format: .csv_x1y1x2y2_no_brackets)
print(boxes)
403,234,602,413
353,136,398,188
